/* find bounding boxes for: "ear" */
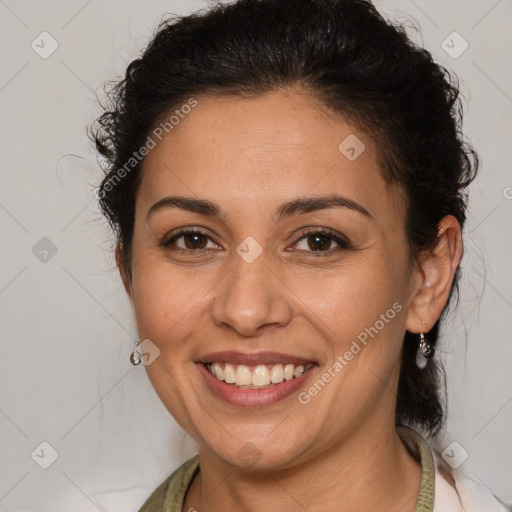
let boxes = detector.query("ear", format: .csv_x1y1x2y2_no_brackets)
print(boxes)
115,243,133,300
405,215,463,334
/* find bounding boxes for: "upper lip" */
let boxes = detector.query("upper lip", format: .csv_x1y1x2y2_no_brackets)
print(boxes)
197,351,316,366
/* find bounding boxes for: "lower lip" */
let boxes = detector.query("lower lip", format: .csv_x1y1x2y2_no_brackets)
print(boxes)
197,363,316,407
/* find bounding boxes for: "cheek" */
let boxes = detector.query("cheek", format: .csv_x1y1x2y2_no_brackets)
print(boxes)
129,250,215,348
285,259,408,414
134,265,215,349
285,258,407,345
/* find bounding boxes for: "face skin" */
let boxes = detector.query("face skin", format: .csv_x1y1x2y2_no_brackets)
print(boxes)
117,89,462,511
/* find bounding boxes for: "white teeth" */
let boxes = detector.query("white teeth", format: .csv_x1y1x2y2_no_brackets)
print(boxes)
212,362,224,380
235,365,252,386
270,364,284,383
294,365,305,378
223,363,236,383
251,365,270,386
284,364,295,380
207,362,311,387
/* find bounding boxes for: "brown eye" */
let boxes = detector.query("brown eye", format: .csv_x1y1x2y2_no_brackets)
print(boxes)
164,230,218,251
304,233,333,251
293,229,351,253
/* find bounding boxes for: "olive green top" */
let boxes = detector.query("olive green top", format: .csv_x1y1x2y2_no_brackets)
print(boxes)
138,426,435,512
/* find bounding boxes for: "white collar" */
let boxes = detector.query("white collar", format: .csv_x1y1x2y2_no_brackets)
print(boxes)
431,444,508,511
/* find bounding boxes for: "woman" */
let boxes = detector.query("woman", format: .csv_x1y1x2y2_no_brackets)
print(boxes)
90,0,508,510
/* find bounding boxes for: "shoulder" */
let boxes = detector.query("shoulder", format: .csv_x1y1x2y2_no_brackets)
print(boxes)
433,458,508,512
396,426,508,512
138,455,200,512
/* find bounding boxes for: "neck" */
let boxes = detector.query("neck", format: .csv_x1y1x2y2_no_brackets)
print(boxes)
185,419,422,512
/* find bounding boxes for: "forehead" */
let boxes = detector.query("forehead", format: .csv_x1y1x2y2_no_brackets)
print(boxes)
138,89,404,221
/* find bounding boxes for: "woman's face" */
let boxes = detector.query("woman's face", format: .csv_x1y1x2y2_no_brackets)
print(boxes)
124,89,423,470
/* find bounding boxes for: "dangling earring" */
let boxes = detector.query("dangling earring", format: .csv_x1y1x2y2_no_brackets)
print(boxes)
416,330,434,369
130,340,142,366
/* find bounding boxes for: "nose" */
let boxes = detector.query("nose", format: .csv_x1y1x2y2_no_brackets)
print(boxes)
211,247,293,338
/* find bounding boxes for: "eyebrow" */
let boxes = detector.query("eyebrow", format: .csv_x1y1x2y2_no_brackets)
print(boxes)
146,194,373,222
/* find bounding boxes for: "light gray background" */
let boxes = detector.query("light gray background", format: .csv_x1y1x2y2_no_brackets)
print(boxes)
0,0,511,510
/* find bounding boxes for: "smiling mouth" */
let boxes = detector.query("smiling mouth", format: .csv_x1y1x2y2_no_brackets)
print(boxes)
203,362,316,389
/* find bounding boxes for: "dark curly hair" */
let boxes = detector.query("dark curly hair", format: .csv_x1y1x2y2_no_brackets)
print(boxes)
89,0,479,437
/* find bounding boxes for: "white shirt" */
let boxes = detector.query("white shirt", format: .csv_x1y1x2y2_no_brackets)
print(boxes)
433,456,509,511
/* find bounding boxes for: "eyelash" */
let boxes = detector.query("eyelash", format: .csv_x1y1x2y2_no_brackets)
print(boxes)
161,227,352,255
